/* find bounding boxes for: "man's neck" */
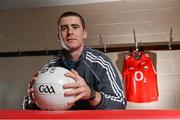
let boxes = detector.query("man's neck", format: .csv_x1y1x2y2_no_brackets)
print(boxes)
66,45,84,62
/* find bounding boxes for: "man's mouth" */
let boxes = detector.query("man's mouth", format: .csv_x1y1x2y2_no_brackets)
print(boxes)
67,38,76,41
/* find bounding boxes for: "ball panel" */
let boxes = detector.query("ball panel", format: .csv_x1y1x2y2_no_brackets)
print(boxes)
35,94,73,110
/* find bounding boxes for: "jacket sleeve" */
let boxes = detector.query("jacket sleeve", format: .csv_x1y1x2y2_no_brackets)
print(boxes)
22,96,41,110
93,56,127,109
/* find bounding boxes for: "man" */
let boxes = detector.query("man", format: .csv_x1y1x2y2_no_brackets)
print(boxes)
22,11,126,110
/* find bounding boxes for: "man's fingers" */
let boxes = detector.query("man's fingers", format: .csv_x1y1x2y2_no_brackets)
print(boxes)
29,88,34,98
30,88,35,93
64,69,80,82
64,87,83,96
70,69,79,75
63,82,81,89
64,72,78,81
67,93,84,105
28,88,35,101
65,102,74,108
28,77,37,88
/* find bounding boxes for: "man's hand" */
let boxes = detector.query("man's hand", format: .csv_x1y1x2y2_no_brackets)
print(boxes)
27,73,38,103
63,69,92,105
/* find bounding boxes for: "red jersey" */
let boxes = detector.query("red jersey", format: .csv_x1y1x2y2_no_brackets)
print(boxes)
122,51,158,103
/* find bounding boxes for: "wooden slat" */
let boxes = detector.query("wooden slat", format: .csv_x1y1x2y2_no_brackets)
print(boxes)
0,41,180,57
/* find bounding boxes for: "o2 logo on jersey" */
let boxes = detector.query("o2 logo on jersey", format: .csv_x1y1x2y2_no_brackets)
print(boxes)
134,71,147,82
39,85,56,94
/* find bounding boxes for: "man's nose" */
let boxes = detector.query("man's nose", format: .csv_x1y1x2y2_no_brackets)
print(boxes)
67,27,73,35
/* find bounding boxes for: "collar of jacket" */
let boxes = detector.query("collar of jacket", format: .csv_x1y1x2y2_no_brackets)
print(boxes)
57,46,88,69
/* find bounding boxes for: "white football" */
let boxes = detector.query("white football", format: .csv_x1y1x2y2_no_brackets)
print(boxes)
33,67,75,110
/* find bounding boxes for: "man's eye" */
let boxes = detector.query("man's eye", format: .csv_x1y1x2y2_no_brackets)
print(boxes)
73,25,79,29
61,27,67,31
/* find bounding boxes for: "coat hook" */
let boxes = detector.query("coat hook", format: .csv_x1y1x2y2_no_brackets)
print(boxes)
133,29,138,51
17,49,21,56
169,27,173,50
45,48,48,55
98,34,106,53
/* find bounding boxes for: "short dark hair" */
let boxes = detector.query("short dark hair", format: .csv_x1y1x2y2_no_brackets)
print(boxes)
57,11,86,30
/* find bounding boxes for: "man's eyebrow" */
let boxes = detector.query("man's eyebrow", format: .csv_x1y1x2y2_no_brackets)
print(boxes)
60,24,80,27
60,25,68,28
71,24,80,26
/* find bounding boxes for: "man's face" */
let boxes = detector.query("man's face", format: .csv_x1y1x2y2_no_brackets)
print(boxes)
58,16,87,50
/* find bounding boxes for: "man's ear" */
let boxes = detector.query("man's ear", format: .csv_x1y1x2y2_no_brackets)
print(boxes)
83,30,87,39
57,32,60,40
